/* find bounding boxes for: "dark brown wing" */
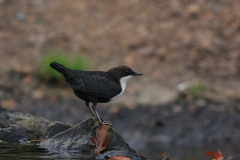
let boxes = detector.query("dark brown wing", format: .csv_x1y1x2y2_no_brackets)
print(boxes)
65,71,122,99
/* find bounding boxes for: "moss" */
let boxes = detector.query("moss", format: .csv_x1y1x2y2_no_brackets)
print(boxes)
38,51,90,83
189,80,206,98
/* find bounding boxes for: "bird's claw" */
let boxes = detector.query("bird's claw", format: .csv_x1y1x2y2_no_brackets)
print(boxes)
102,121,113,126
92,121,113,129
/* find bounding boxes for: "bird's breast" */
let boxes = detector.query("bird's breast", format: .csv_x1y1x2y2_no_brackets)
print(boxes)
109,75,132,101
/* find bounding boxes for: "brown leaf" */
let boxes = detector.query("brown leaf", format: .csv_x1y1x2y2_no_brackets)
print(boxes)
29,139,45,143
101,138,110,151
162,152,167,157
90,137,97,145
108,155,132,160
162,152,171,160
90,124,110,154
205,150,224,160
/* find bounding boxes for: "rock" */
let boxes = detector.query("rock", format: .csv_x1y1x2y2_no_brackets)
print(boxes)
136,83,178,105
225,157,237,160
0,106,148,159
187,4,200,15
96,150,144,160
0,106,50,141
7,112,50,140
46,121,73,139
16,12,27,21
19,137,29,144
0,129,28,142
40,118,143,160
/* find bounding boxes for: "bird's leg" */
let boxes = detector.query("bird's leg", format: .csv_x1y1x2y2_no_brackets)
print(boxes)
85,101,96,116
91,102,104,124
92,102,113,127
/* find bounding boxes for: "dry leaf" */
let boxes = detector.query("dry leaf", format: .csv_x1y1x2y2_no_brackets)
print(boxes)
109,155,132,160
162,152,171,160
162,152,167,157
205,150,224,160
30,139,45,142
90,124,110,154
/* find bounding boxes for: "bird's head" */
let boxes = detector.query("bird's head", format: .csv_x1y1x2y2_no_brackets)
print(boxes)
108,66,143,82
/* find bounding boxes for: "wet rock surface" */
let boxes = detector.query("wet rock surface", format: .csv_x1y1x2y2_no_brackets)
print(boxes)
40,118,143,160
0,107,148,159
0,107,50,142
0,129,28,143
46,121,73,139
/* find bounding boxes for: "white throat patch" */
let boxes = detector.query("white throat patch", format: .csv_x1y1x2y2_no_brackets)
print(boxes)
110,75,133,101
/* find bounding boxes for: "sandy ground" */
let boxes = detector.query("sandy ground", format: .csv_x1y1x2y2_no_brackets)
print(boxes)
1,0,240,106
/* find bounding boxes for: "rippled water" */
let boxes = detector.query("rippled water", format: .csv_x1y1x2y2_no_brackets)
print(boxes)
0,143,50,160
1,142,240,160
140,145,240,160
0,143,95,160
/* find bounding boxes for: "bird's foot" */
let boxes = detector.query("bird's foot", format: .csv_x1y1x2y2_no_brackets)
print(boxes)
102,121,113,126
93,120,113,129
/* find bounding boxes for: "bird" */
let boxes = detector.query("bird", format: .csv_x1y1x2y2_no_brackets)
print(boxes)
50,61,143,125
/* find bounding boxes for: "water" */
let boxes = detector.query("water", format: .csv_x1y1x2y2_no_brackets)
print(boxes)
0,142,240,160
140,145,240,160
0,143,50,160
0,143,95,160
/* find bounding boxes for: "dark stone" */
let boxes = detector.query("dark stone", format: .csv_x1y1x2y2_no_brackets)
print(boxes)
0,129,28,142
96,150,144,160
0,106,148,159
0,106,50,141
40,118,143,160
46,121,73,139
225,157,236,160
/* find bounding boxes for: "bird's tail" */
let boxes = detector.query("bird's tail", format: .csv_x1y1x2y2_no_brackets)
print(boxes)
50,61,69,74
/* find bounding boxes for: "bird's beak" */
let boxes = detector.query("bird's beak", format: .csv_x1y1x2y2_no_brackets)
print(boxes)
133,72,143,76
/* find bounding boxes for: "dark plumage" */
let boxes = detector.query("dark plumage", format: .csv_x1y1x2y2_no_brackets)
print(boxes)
50,61,143,124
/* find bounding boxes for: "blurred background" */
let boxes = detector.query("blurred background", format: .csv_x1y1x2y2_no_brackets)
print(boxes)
1,0,240,159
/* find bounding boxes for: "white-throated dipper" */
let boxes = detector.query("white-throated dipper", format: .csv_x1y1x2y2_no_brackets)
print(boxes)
50,61,143,125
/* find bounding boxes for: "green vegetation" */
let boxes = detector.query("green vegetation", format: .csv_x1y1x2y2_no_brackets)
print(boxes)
0,140,7,143
39,51,90,82
189,80,206,98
